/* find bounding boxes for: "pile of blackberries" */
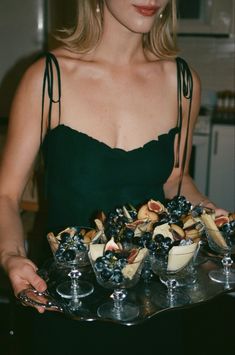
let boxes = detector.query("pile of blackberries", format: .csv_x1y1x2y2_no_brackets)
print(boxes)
94,250,129,284
55,230,87,263
166,195,192,221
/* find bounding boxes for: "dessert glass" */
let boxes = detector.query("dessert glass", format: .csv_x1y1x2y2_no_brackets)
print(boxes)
89,247,147,322
150,246,197,308
177,239,203,287
56,243,94,299
205,228,235,285
50,227,95,310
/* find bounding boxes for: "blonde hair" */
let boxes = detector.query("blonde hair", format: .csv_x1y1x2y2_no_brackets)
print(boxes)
57,0,178,59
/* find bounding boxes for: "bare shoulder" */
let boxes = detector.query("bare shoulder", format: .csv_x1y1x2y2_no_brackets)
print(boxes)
183,61,201,101
11,49,73,115
16,46,80,92
161,57,201,116
14,56,48,101
8,55,50,131
189,65,201,93
158,58,178,85
161,58,200,85
49,47,85,72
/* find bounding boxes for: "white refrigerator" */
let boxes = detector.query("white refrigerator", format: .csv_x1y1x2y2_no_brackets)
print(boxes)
0,0,47,117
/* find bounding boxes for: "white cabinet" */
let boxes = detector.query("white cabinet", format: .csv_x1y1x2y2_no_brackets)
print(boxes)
208,124,235,211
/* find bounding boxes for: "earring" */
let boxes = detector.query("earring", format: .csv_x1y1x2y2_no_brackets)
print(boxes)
96,3,100,13
159,13,163,19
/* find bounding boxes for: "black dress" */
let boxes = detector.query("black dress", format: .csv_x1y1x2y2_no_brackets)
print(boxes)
29,53,193,355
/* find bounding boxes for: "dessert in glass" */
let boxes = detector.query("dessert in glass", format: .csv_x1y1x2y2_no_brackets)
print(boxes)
47,226,98,309
94,196,205,288
136,197,204,287
150,241,198,308
89,238,148,322
201,213,235,285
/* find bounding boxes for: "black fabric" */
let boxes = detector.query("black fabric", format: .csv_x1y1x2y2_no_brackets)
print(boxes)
41,54,193,232
31,53,194,354
41,52,61,146
175,57,193,194
42,124,178,231
30,309,185,355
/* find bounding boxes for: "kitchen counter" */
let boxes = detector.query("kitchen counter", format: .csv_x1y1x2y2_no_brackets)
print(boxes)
212,112,235,125
212,118,235,125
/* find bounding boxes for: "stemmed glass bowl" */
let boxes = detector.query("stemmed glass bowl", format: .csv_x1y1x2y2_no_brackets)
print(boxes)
150,242,198,308
47,226,95,309
204,227,235,285
89,244,148,322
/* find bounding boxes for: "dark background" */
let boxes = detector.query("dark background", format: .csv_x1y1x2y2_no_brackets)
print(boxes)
0,292,235,355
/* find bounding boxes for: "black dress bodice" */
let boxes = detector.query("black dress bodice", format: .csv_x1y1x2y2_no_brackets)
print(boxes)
41,53,193,233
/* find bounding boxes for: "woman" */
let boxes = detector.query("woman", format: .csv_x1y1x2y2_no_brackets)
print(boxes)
0,1,226,354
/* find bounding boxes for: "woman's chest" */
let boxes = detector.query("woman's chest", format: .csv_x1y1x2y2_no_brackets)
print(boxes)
53,64,178,150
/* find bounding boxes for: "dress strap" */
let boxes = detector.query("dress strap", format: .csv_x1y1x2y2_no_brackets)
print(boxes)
40,52,61,145
175,57,193,195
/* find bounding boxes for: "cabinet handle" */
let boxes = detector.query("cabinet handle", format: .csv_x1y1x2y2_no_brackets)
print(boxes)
213,131,218,155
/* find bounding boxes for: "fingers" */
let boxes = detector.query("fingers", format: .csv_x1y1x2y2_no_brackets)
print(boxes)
13,273,47,297
5,255,49,313
13,273,47,314
8,258,46,296
21,300,46,314
215,208,229,217
27,272,47,293
36,306,46,313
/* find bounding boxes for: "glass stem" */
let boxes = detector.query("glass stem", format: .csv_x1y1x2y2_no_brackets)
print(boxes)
69,268,82,292
166,279,177,306
111,289,127,313
193,240,201,263
222,254,233,276
70,295,82,309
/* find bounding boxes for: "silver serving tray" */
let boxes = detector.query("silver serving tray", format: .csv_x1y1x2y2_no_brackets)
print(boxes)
18,256,235,326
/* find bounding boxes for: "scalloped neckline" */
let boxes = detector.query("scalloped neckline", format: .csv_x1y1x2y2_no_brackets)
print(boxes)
47,124,179,153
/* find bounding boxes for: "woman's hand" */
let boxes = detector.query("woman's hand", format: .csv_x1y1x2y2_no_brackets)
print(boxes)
201,199,229,217
3,254,47,313
214,207,230,217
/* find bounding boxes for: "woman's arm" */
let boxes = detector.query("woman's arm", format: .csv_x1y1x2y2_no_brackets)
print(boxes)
0,59,48,303
163,67,227,216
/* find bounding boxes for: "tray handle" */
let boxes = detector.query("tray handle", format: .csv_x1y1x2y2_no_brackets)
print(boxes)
17,287,63,312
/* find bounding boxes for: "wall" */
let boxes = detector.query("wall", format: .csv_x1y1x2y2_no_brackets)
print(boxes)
178,36,235,94
178,34,235,210
0,0,46,117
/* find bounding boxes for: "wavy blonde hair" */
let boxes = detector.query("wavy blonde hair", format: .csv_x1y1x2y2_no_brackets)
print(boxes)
57,0,178,58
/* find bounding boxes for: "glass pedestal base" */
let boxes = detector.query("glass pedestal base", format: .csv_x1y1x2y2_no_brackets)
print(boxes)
97,301,139,322
56,280,94,299
152,289,191,308
209,269,235,284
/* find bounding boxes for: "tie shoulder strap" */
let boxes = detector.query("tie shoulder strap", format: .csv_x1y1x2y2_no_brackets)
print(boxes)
40,52,61,145
175,57,193,196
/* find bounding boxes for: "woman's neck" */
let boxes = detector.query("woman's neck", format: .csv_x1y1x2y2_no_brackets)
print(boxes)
87,6,151,66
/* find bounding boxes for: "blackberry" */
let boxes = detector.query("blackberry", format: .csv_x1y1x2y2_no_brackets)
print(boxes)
123,228,134,241
62,249,76,262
